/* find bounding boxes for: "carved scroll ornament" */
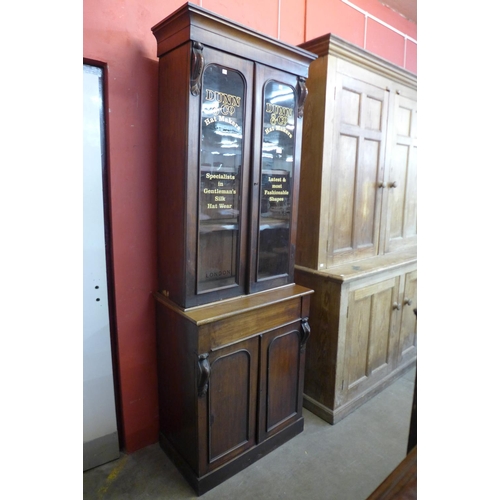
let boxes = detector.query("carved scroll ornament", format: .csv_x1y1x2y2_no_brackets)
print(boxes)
190,41,205,96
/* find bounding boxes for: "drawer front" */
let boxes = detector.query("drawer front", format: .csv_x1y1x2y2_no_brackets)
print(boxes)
202,297,302,351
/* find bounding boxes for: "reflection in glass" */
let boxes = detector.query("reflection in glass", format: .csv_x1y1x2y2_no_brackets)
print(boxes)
258,81,296,280
198,64,245,293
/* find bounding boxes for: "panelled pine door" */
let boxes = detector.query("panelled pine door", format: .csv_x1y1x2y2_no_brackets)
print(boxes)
327,74,389,267
383,91,417,253
340,277,400,406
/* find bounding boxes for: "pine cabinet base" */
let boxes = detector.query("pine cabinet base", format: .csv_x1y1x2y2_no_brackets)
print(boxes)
155,284,313,495
295,249,416,425
302,359,415,425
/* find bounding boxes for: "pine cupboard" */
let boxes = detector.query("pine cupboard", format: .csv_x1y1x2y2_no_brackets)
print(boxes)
295,251,416,423
295,34,417,424
151,3,315,495
297,34,417,269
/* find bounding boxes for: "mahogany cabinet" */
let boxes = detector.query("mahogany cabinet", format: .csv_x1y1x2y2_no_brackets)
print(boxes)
155,284,313,495
152,3,316,309
294,34,417,423
295,249,417,424
151,3,315,495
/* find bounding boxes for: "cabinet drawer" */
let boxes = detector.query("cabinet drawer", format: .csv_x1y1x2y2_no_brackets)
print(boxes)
202,298,302,350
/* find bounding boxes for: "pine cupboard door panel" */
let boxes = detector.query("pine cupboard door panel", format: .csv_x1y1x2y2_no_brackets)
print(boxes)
258,322,304,442
199,337,259,474
398,270,417,364
342,277,400,404
383,92,417,253
328,75,388,266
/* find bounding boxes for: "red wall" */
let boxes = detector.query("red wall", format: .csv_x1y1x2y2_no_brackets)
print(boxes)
83,0,417,453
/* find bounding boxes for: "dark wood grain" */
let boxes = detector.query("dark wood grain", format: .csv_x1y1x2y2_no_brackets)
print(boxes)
366,446,417,500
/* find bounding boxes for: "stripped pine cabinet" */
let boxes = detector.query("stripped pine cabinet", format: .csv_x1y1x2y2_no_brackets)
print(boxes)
294,34,417,423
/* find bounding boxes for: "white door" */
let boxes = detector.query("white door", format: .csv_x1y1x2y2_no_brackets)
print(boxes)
83,64,120,470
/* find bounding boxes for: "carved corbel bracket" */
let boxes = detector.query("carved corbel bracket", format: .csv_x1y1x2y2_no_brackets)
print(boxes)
297,77,308,118
198,353,211,397
190,41,205,96
300,317,311,352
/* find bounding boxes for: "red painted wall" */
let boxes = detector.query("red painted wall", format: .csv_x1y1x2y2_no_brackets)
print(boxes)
83,0,417,453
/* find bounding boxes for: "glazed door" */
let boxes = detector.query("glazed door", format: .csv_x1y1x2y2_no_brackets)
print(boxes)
341,277,400,405
198,337,259,474
189,48,254,306
249,65,303,293
258,322,305,442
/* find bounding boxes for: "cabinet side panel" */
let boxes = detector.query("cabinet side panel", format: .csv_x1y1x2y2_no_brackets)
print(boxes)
294,269,340,408
156,302,198,472
157,43,190,303
296,56,329,269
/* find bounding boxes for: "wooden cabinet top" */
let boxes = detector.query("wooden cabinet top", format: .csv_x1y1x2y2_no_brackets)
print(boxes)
295,247,416,283
300,33,416,89
152,2,316,75
154,284,313,325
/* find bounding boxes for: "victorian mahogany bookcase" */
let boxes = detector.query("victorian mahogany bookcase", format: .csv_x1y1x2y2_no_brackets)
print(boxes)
151,3,316,494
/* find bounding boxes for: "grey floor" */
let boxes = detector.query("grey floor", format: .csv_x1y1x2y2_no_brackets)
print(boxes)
83,367,415,500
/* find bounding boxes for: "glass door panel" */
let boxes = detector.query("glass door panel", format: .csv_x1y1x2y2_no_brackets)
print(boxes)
257,80,296,280
198,64,246,293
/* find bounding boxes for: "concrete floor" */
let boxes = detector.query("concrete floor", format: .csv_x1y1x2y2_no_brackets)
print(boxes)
83,367,415,500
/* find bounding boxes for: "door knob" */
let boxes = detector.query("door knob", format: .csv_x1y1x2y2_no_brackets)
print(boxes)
393,302,401,311
404,297,413,306
388,181,398,188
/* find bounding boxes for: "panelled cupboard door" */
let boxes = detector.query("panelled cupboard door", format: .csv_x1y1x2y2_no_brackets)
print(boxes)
198,337,259,474
398,270,417,364
341,277,400,405
327,74,389,267
382,90,417,253
258,322,304,442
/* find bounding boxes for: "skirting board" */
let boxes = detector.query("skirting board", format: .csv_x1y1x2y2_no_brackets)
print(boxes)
303,359,416,425
160,418,304,496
